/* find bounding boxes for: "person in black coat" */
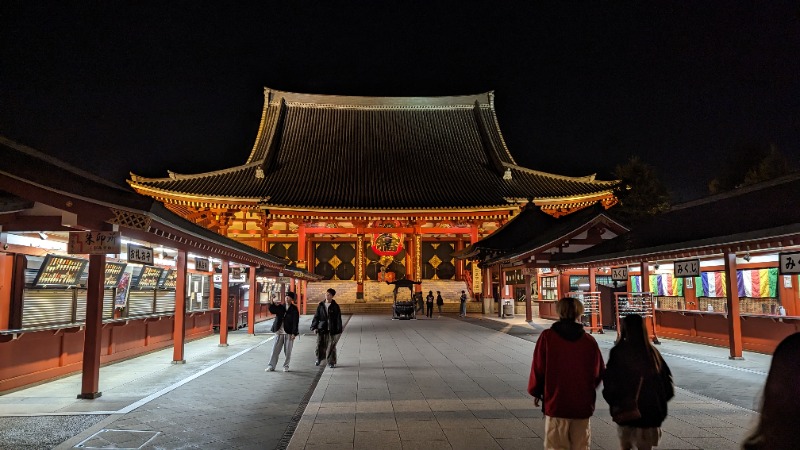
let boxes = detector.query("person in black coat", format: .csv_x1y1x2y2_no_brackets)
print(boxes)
266,291,300,372
603,314,674,450
435,291,444,316
425,290,434,318
310,288,343,368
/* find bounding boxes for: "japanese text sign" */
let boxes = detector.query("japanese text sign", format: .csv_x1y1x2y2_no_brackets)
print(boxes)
779,252,800,275
195,258,210,272
611,267,628,281
127,244,154,265
68,231,121,255
674,259,700,277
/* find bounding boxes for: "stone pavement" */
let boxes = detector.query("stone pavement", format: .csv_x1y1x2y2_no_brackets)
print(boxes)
0,312,771,449
288,314,765,450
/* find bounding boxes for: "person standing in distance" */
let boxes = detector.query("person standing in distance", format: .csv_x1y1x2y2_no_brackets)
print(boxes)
311,288,343,368
459,290,468,317
528,297,605,450
266,291,300,372
435,291,444,317
425,290,434,318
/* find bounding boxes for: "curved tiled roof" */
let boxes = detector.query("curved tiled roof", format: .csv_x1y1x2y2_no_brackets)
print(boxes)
129,88,618,210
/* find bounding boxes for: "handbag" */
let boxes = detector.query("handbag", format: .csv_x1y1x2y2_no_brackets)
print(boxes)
317,319,328,331
611,376,643,424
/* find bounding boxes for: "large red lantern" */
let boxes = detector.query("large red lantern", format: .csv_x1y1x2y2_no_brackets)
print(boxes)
370,220,404,257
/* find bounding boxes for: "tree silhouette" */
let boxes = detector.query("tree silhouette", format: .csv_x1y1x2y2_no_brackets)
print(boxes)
708,143,794,194
611,156,671,224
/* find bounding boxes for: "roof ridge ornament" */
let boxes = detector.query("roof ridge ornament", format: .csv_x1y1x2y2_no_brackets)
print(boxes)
503,168,512,180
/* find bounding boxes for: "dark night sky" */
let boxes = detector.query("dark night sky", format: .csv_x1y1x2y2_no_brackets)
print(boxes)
2,2,799,201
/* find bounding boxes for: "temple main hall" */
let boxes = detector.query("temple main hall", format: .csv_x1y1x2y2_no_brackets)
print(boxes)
128,88,619,305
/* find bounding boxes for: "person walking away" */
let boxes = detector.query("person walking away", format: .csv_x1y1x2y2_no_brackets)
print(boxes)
436,291,444,317
266,291,300,372
311,288,343,368
602,314,674,450
459,290,468,317
743,332,800,450
528,297,605,450
425,290,434,318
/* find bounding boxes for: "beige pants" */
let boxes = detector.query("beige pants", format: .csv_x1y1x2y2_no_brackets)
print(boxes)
544,416,591,450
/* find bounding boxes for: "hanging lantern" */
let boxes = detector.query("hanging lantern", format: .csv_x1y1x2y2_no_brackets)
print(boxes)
370,220,404,258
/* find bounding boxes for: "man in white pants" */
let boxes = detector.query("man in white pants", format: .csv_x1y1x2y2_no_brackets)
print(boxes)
266,291,300,372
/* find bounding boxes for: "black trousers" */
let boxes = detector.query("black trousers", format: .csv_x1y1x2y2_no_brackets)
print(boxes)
315,332,340,364
426,304,433,317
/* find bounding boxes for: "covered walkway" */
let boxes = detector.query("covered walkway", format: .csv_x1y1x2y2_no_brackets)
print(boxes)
0,314,767,449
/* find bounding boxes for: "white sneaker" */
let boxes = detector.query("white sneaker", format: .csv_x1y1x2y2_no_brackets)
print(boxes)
266,365,274,372
283,367,290,372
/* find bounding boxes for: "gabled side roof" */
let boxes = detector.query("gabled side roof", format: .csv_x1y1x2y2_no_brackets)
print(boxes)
458,203,629,264
129,88,619,210
551,173,800,266
0,136,317,278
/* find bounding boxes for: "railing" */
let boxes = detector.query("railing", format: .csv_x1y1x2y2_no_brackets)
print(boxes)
464,270,474,299
614,291,659,343
566,291,603,334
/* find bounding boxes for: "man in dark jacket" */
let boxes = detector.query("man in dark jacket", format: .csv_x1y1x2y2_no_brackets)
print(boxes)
310,288,343,368
528,297,605,449
266,291,300,372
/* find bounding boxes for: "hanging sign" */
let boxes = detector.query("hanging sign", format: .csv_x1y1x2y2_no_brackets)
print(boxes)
611,267,628,281
673,259,700,277
213,272,247,283
127,244,154,265
779,251,800,275
195,258,210,272
276,276,291,284
68,231,121,255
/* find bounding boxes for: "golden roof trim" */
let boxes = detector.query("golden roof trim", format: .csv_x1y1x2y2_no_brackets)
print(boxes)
128,162,260,184
264,87,495,109
502,162,619,185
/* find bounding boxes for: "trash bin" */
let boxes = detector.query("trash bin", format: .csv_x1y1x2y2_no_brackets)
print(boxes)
502,299,514,318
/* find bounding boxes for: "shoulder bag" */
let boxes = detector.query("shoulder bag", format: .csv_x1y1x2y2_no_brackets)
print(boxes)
611,376,643,424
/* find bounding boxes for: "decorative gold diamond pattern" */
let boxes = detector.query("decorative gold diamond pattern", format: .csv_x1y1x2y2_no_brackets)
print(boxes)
429,254,442,269
329,255,342,270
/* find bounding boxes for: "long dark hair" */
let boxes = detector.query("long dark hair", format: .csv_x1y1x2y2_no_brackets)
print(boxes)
744,332,800,450
617,314,660,372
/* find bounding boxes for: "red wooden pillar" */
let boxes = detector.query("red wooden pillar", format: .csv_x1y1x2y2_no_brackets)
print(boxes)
297,222,307,273
640,262,650,293
247,264,256,335
524,272,532,322
219,260,229,347
302,279,308,315
456,240,464,280
588,267,598,331
470,222,479,244
78,254,105,399
172,250,187,363
724,252,744,359
498,265,506,317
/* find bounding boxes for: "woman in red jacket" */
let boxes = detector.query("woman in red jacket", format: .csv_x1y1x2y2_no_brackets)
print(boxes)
528,297,605,450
